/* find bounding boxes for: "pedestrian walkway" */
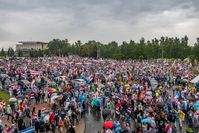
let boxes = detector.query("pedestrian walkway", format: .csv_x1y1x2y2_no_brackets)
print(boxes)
75,118,85,133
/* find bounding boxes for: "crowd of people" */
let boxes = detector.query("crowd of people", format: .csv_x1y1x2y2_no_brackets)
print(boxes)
0,56,198,133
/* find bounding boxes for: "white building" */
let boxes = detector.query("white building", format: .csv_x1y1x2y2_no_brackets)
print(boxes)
16,41,48,51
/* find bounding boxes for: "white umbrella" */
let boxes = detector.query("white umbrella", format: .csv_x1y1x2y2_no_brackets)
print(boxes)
0,74,8,78
190,75,199,83
51,95,59,104
9,97,17,102
44,115,50,122
51,93,57,97
146,91,152,96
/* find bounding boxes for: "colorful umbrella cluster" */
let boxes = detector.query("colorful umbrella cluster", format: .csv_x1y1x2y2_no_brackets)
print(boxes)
48,88,57,93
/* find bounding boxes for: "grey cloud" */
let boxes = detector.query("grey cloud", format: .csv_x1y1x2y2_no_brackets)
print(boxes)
0,28,11,41
0,0,199,49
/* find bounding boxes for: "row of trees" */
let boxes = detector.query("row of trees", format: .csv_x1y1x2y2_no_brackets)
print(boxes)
0,48,44,58
0,48,15,57
47,36,199,60
0,36,199,60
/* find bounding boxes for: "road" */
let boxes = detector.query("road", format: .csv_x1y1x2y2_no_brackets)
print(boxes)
85,107,104,133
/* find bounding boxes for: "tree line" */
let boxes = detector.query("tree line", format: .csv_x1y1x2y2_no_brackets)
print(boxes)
0,36,199,60
46,36,199,60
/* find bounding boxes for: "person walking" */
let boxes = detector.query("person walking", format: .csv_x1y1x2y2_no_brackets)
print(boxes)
51,121,56,133
23,114,32,128
58,117,64,133
6,105,13,123
68,124,75,133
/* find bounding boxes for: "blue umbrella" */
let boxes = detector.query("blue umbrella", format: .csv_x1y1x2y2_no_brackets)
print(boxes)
81,76,89,84
79,95,86,102
95,98,101,106
91,98,101,107
114,121,120,129
141,118,152,124
194,83,198,89
91,100,95,107
40,114,47,120
194,102,199,110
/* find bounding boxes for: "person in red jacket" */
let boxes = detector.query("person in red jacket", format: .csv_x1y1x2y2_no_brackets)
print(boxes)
49,112,55,124
165,122,172,133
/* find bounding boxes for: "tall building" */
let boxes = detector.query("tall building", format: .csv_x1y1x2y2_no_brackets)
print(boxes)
16,41,48,51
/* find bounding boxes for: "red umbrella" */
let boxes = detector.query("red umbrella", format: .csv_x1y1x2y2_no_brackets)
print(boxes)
103,120,114,129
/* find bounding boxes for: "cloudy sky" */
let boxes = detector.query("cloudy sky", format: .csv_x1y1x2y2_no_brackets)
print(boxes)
0,0,199,49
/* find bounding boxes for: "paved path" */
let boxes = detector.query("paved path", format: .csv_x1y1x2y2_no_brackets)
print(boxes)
85,107,104,133
75,118,85,133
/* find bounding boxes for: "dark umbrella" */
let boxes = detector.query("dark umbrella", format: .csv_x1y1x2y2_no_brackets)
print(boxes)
21,80,30,85
146,107,153,113
102,108,111,121
186,96,196,101
22,89,31,95
157,101,165,108
16,95,24,99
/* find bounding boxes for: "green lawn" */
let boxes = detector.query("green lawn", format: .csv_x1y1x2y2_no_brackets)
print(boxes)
0,89,11,106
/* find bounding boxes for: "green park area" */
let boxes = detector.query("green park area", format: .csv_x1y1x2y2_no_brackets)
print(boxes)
0,89,11,106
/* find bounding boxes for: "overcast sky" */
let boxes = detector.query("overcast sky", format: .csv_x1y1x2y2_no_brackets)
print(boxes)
0,0,199,49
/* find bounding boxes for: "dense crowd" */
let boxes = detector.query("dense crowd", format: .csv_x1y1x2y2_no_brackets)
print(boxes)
0,56,198,133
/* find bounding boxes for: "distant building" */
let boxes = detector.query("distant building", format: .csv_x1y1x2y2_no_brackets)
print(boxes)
16,41,48,57
16,41,48,51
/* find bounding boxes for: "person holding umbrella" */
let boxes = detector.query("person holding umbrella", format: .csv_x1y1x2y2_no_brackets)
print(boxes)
102,108,111,121
158,120,165,133
120,122,129,133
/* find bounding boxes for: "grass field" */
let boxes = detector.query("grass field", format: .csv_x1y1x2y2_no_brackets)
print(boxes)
0,89,11,105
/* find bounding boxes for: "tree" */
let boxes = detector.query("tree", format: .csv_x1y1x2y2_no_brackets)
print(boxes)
17,50,23,57
48,39,70,56
193,43,199,60
0,48,6,57
79,45,90,57
7,47,15,57
38,49,43,57
29,49,34,57
46,36,197,60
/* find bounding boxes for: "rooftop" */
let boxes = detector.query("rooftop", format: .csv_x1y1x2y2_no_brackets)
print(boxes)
18,41,48,44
